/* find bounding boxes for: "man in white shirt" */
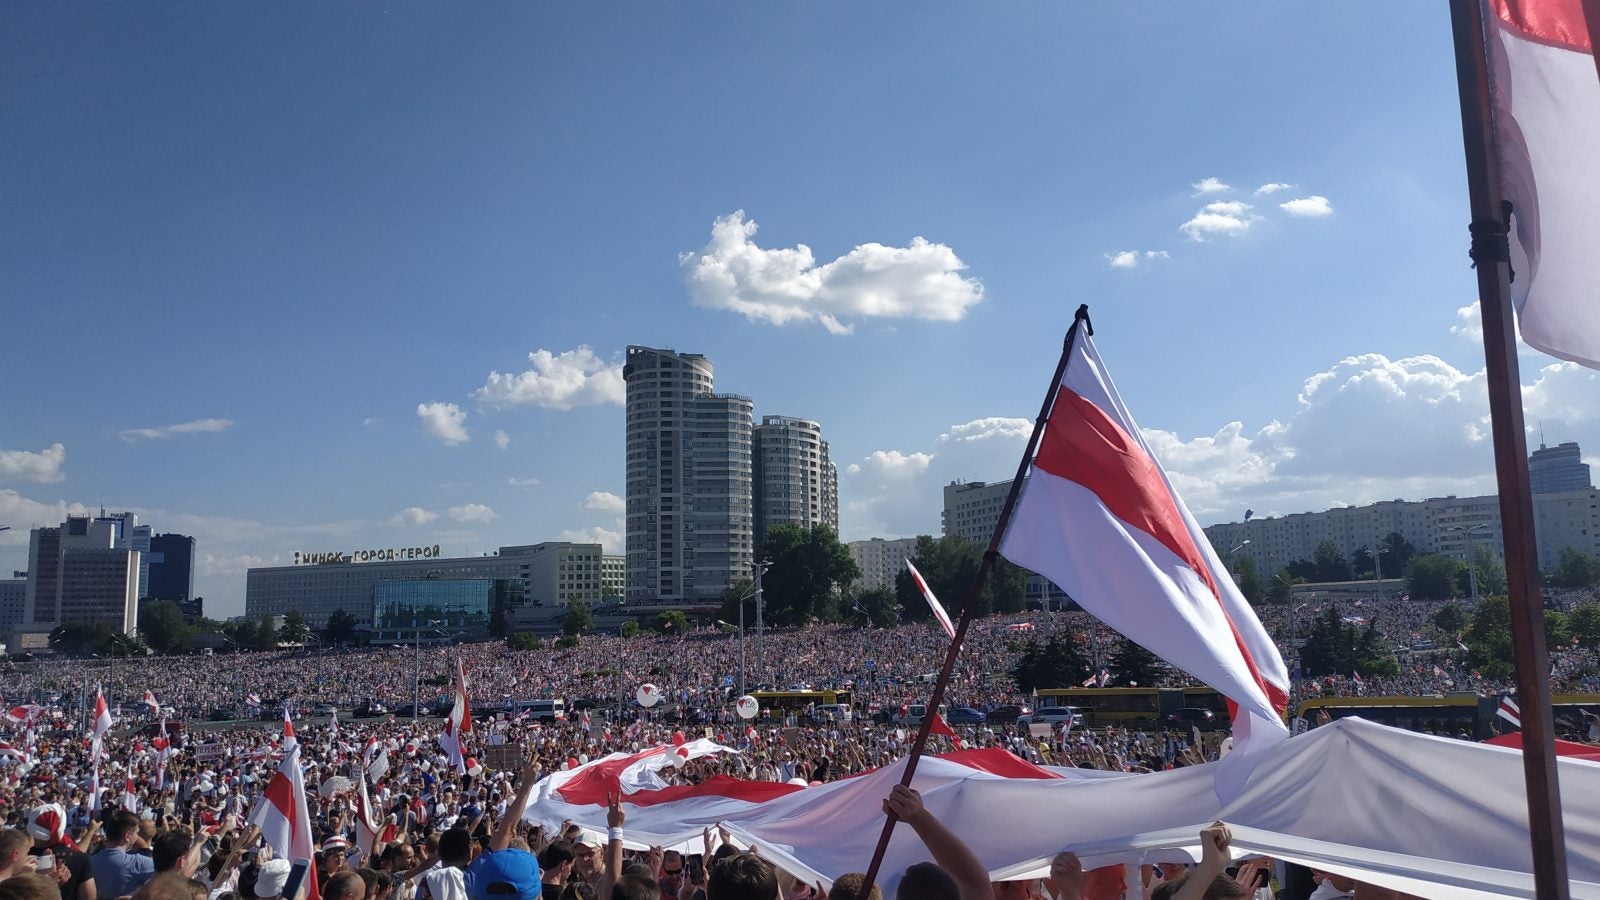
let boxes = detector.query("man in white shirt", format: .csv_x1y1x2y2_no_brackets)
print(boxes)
417,828,472,900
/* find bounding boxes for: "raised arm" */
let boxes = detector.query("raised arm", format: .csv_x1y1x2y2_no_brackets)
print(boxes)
598,793,625,900
490,754,541,852
1172,823,1231,900
883,785,994,900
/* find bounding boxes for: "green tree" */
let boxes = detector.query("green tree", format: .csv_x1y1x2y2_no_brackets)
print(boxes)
755,525,861,625
1569,603,1600,651
1432,602,1468,637
1267,572,1302,605
139,600,192,655
251,615,280,651
1549,548,1600,589
619,621,640,639
563,600,593,637
1313,540,1351,582
1014,635,1091,692
1465,596,1516,679
1109,640,1161,686
1459,545,1508,597
654,610,690,636
49,622,118,657
717,577,755,629
1406,554,1465,601
104,632,145,657
1232,556,1264,605
1284,559,1319,581
506,632,541,651
852,587,899,627
1351,546,1377,579
894,535,1026,625
1380,532,1417,573
1545,609,1571,649
322,610,359,646
280,611,311,646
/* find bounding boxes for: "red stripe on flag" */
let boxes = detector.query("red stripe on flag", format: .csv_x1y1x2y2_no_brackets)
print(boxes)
1034,386,1288,715
1491,0,1594,52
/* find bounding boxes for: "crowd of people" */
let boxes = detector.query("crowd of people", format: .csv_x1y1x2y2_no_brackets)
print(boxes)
0,594,1592,900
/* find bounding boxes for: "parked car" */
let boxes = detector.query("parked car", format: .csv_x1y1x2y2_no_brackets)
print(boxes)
984,705,1031,725
813,704,853,723
894,704,948,727
139,720,185,737
1159,708,1218,729
946,707,987,726
207,708,239,722
313,704,338,717
354,701,389,718
1017,706,1082,728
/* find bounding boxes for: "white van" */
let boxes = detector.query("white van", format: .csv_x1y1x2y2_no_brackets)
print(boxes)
513,699,566,722
815,703,853,723
894,703,948,727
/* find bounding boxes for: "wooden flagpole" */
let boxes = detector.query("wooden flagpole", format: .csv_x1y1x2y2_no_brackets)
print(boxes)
1448,2,1569,896
852,304,1093,898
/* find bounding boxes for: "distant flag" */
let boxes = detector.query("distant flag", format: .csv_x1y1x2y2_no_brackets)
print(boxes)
927,712,964,750
123,777,139,812
1498,696,1522,728
0,740,29,764
281,707,297,750
143,690,160,716
998,321,1289,753
92,688,113,740
1096,669,1111,688
1081,673,1097,688
8,704,46,725
154,718,171,791
1476,0,1600,370
247,693,262,707
904,559,957,640
439,659,471,774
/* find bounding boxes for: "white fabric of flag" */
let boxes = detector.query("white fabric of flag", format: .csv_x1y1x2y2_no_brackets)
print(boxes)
904,559,956,639
1485,0,1600,369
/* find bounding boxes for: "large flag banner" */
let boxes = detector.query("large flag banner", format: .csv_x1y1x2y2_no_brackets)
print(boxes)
1485,0,1600,369
904,559,956,640
998,331,1289,749
249,745,319,899
439,659,472,774
92,689,113,740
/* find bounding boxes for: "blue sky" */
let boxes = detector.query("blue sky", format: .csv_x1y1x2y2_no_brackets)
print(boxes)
4,3,1597,617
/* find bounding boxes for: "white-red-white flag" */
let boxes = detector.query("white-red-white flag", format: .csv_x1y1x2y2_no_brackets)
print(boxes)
1483,0,1600,370
999,331,1289,750
904,559,956,640
154,718,171,791
143,690,160,716
1498,696,1522,727
281,707,297,750
353,768,381,857
439,659,472,774
248,745,319,900
927,712,965,750
92,688,113,740
123,777,139,812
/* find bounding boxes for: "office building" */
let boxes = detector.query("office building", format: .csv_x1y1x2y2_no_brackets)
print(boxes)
848,537,920,593
0,580,25,634
941,480,1070,607
370,578,519,644
147,533,196,603
23,516,141,634
1203,487,1600,577
754,415,839,549
245,541,606,630
601,554,626,599
1530,441,1592,495
623,346,755,603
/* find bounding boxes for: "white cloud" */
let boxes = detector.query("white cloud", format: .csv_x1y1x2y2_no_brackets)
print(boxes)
1254,183,1293,196
473,346,625,410
0,489,91,539
1105,250,1170,270
679,211,984,335
508,477,541,488
119,418,234,442
1180,201,1257,241
446,503,496,523
558,526,623,554
494,429,511,450
389,507,439,527
1450,303,1483,343
1523,361,1600,428
417,402,469,444
939,417,1031,443
197,553,274,579
1279,195,1334,217
854,450,934,480
361,417,378,427
583,491,625,514
0,443,65,483
1192,177,1232,196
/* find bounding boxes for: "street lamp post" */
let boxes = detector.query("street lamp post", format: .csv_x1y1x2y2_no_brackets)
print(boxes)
412,617,442,726
753,560,772,682
1444,524,1493,600
1374,547,1391,582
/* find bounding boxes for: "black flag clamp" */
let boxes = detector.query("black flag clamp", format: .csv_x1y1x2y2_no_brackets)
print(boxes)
1468,199,1515,283
1074,302,1094,337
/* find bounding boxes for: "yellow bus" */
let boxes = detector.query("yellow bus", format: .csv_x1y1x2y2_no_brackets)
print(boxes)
1297,693,1600,740
1033,687,1226,726
749,690,852,721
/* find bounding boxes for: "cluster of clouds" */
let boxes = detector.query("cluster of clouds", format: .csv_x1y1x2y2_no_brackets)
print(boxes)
388,503,498,527
416,346,627,446
1106,178,1335,269
118,418,235,442
839,309,1600,541
0,443,66,483
679,211,984,335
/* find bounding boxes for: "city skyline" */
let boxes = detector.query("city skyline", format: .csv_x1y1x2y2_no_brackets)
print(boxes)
4,4,1599,617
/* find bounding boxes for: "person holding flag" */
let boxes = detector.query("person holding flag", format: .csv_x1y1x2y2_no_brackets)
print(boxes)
438,659,472,775
248,744,320,900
